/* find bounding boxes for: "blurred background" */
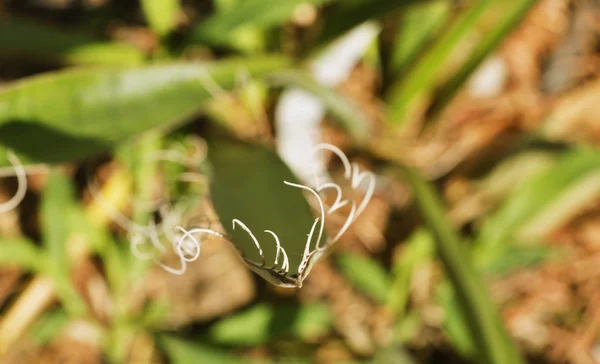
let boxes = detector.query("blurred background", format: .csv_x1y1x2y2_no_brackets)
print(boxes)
0,0,599,363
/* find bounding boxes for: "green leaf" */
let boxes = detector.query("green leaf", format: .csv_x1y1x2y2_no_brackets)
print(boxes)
291,302,332,341
267,70,371,144
437,283,477,358
41,170,86,316
476,148,600,251
429,0,536,116
209,304,272,346
393,311,423,344
484,244,557,276
0,17,144,66
386,0,492,126
387,228,434,315
41,171,73,270
29,309,69,345
0,55,290,166
141,0,180,36
207,137,327,283
337,252,390,303
208,303,331,346
0,237,45,272
317,0,422,47
388,0,450,76
191,0,332,46
389,165,524,364
158,335,246,364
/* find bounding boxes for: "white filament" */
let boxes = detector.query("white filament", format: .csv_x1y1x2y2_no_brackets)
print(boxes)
232,219,264,257
265,229,289,272
0,151,27,214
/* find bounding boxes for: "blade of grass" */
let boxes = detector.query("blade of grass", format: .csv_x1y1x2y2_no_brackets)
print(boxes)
388,164,524,364
157,334,249,364
388,0,450,77
429,0,536,117
0,17,145,66
386,228,434,316
337,252,390,304
41,171,87,317
0,237,46,272
208,303,331,345
476,148,600,252
386,0,492,127
190,0,332,46
517,170,600,241
28,309,68,345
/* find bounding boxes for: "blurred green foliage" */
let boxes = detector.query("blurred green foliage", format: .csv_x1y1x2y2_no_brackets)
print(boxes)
0,0,581,363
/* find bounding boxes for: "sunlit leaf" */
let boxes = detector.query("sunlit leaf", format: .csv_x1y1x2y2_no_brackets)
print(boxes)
191,0,331,47
0,237,45,272
337,252,390,303
387,228,434,315
484,244,558,276
388,0,449,76
208,303,331,345
386,0,491,126
476,148,600,251
41,170,87,316
29,310,68,345
141,0,181,36
0,55,290,166
158,335,244,364
430,0,536,116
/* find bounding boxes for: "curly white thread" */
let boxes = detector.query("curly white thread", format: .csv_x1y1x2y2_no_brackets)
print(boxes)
89,145,222,276
0,151,27,214
310,143,376,245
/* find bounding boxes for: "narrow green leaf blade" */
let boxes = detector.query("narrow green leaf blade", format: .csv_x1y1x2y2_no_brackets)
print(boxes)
29,309,69,345
389,0,450,76
41,170,86,316
337,252,390,303
0,55,290,166
0,237,45,272
387,228,434,315
157,335,245,364
386,0,492,126
41,171,74,271
192,0,332,45
476,148,600,251
390,165,524,364
430,0,536,116
208,303,331,345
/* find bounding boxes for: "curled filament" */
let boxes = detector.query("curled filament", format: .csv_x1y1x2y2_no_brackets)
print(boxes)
0,151,27,214
307,143,376,246
88,144,221,275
